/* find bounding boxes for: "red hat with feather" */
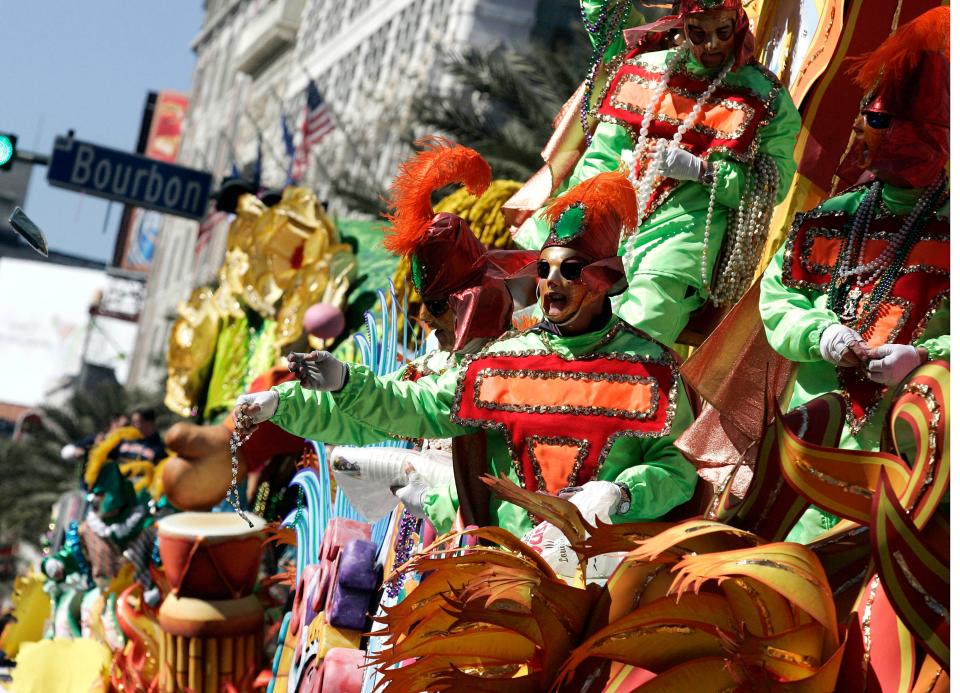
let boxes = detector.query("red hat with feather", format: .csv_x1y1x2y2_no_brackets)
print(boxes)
383,138,518,350
512,172,638,295
843,7,949,189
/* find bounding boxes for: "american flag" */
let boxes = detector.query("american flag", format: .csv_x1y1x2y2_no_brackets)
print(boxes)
195,202,228,255
291,79,335,181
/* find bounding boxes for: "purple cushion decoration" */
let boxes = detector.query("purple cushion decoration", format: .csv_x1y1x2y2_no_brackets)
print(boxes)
327,582,370,631
337,539,378,591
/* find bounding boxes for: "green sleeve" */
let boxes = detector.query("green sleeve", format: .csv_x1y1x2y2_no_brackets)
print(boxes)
581,0,645,63
612,380,697,522
569,120,635,188
513,120,635,251
333,363,476,440
711,85,800,209
423,482,460,534
759,247,838,363
271,379,400,445
612,272,704,347
918,300,950,359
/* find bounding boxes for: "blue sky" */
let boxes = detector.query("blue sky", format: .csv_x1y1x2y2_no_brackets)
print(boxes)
1,1,204,263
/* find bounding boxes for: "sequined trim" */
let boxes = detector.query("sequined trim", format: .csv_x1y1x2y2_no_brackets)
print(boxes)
472,367,660,420
795,460,873,498
781,207,855,292
893,550,947,617
594,49,782,219
909,291,949,345
839,368,888,435
860,294,912,346
545,202,588,247
794,222,950,284
607,72,758,142
782,190,950,293
900,383,942,502
525,435,591,492
449,320,681,485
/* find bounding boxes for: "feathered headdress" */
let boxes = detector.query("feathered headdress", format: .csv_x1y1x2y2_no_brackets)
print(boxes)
543,172,638,263
383,137,491,257
838,6,949,188
849,7,949,97
507,172,636,295
381,139,514,349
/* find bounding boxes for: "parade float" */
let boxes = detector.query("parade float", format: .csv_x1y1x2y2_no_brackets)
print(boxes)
0,2,950,692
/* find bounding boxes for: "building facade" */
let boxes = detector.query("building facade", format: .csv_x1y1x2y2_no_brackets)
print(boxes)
128,0,576,390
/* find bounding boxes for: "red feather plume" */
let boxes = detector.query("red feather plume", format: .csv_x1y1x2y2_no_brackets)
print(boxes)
847,7,950,95
543,171,638,240
382,137,491,256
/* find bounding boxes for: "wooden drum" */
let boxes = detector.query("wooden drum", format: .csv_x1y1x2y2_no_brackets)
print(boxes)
158,593,263,693
158,512,266,600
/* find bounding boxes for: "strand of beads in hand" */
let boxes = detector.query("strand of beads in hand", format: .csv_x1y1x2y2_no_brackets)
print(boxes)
227,411,255,528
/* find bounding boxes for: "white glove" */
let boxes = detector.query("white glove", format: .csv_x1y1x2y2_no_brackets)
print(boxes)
143,587,161,608
43,558,65,581
864,344,924,386
60,444,81,461
287,350,348,392
819,323,866,366
394,472,430,519
235,390,279,424
662,148,705,181
567,480,627,526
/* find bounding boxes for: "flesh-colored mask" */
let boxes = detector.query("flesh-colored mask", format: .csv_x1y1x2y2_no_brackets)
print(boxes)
684,9,737,69
537,246,606,334
418,298,457,351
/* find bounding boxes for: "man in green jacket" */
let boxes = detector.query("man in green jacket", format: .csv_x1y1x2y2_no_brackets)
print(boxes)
759,9,949,542
251,172,696,538
514,0,800,345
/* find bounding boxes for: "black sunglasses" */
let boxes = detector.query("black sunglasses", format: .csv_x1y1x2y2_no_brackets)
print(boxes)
864,111,892,129
537,259,587,281
424,298,449,317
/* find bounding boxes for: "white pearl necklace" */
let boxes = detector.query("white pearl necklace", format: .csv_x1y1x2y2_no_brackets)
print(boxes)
624,48,733,219
839,173,946,286
710,153,779,306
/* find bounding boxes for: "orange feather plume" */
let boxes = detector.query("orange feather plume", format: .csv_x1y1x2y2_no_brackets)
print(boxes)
543,171,638,239
383,137,492,256
848,6,949,95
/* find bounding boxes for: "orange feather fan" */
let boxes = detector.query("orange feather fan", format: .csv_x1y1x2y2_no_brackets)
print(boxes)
847,6,949,96
543,171,638,242
383,137,492,256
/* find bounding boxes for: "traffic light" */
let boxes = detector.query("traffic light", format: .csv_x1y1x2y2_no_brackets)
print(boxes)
0,133,16,171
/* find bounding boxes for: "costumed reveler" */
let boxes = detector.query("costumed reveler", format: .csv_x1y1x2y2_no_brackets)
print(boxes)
236,140,517,523
514,0,801,344
257,172,696,538
759,6,949,543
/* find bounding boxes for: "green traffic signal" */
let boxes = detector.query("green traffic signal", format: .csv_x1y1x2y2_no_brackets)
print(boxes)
0,134,17,170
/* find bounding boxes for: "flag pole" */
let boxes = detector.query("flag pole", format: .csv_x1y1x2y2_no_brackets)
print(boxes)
295,65,385,195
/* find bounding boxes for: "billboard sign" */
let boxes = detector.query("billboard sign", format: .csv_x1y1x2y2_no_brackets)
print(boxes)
48,135,212,220
144,91,189,163
114,91,191,273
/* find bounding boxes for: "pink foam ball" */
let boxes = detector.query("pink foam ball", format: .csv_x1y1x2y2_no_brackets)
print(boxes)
304,303,345,339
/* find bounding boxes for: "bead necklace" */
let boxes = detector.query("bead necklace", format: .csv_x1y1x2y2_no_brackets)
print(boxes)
228,412,255,528
828,173,947,327
624,49,732,220
579,0,632,146
709,153,779,306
